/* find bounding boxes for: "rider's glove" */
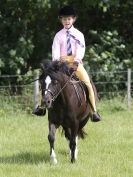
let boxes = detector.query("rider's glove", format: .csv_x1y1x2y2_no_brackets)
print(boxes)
70,61,79,72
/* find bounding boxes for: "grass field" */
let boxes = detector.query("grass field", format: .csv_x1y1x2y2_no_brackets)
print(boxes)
0,99,133,177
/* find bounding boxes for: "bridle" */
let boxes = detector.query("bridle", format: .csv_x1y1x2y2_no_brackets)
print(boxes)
43,72,74,102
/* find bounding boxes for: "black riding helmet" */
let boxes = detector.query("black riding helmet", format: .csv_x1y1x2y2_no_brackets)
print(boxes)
59,5,77,17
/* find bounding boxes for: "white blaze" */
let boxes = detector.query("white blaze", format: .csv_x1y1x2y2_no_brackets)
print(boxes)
45,75,52,94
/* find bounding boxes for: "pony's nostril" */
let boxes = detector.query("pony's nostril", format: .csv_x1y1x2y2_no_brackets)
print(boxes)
47,100,50,104
43,100,46,105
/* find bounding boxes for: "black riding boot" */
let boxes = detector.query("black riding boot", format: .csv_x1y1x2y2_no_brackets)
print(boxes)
32,106,46,116
91,112,102,122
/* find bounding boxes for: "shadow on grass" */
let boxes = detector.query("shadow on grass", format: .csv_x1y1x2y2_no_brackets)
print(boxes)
0,151,50,164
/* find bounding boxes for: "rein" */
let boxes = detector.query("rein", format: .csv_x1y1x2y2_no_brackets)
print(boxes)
51,72,75,102
24,78,40,85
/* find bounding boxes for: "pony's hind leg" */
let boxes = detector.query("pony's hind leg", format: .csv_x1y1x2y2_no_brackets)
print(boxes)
69,136,78,160
69,136,77,163
75,137,78,160
63,127,78,159
48,123,57,164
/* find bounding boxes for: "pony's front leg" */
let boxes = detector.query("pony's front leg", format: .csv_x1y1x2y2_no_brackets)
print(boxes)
69,124,79,163
48,123,57,165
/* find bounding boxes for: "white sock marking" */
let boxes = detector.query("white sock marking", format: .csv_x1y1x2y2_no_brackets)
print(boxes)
75,137,78,160
50,149,57,165
69,136,78,160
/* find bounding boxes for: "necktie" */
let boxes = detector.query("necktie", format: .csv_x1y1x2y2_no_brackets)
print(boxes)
69,34,84,48
66,31,72,56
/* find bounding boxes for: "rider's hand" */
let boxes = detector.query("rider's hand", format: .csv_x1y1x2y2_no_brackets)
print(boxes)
70,61,79,72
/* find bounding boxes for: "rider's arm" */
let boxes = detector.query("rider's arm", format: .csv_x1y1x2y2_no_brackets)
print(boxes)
74,33,85,63
52,34,61,61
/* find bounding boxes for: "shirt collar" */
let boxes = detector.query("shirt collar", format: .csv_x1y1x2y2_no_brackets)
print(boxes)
63,25,74,33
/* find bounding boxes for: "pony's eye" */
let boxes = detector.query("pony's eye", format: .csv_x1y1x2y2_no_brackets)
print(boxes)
54,80,58,84
53,80,58,84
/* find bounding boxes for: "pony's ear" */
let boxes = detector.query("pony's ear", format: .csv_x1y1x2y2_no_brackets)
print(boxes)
40,60,51,72
59,61,71,75
40,63,45,71
53,61,60,72
39,63,45,81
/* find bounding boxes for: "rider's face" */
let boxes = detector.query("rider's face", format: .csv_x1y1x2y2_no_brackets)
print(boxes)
60,16,76,29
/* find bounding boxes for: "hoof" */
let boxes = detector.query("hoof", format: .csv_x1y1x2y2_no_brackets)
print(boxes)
91,112,102,122
32,106,46,116
50,157,58,165
71,158,76,163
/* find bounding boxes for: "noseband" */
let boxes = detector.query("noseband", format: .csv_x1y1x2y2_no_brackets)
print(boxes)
44,89,54,97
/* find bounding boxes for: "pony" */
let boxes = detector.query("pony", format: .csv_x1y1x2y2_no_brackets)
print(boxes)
39,60,94,164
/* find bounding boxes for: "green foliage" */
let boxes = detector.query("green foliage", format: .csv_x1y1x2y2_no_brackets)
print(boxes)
85,30,132,72
84,30,132,96
0,0,132,98
0,0,55,75
0,0,35,75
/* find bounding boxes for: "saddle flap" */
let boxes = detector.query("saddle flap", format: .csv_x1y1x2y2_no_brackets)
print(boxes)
70,78,88,106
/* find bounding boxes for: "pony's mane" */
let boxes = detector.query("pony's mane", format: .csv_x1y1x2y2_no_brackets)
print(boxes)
41,60,71,76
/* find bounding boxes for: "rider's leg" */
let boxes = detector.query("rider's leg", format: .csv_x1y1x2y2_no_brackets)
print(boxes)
61,55,101,122
75,64,101,122
32,94,46,116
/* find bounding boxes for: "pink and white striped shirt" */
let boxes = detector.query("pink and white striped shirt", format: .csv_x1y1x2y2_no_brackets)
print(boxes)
52,26,85,63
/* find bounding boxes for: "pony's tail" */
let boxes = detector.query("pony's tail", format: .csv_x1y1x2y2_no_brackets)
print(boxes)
78,128,87,139
78,116,89,139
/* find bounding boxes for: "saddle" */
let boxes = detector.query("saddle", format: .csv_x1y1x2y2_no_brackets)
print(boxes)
70,74,89,107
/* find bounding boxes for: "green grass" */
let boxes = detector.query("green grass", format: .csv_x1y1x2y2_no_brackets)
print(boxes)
0,100,133,177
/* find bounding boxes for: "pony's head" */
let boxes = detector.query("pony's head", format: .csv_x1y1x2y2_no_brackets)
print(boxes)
40,61,71,108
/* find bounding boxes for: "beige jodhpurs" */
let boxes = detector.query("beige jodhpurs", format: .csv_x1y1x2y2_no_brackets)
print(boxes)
61,55,96,113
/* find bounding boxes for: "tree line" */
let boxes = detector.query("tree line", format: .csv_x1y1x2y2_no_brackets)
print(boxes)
0,0,132,95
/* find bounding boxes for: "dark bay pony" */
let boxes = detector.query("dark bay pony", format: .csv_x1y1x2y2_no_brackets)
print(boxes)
40,61,93,164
